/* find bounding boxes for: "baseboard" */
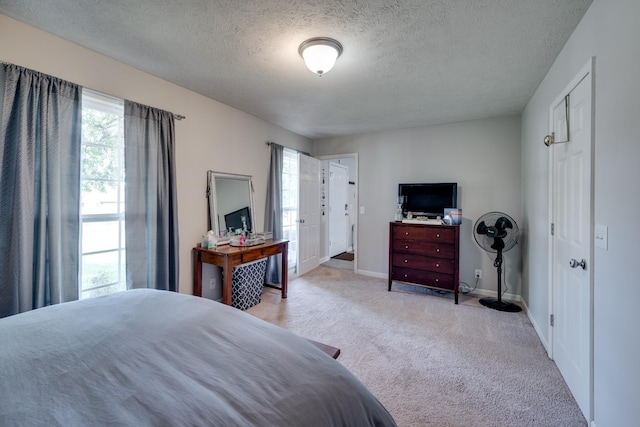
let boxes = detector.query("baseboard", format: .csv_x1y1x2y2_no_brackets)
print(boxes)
466,287,521,302
319,256,330,264
355,270,525,302
521,299,550,354
356,269,387,279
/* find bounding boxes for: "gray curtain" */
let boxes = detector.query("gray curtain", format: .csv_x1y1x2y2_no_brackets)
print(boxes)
0,64,82,318
124,101,179,291
264,143,284,285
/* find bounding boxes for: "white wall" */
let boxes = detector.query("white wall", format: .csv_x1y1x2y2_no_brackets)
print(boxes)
521,0,640,424
0,14,312,295
314,116,522,299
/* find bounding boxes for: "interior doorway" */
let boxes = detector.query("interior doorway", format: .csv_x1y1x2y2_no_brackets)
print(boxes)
318,154,358,273
328,162,349,257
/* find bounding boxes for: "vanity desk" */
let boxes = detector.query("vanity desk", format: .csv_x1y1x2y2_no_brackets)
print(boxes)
192,239,289,305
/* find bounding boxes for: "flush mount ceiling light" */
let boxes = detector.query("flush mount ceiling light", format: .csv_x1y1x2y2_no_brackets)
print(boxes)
298,37,343,77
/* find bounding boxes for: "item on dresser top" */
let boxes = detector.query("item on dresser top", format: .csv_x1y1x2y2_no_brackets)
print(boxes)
402,217,442,225
202,230,218,249
229,233,266,247
395,196,406,221
444,208,462,225
398,182,458,219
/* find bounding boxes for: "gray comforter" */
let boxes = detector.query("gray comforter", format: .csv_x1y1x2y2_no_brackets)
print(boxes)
0,289,396,426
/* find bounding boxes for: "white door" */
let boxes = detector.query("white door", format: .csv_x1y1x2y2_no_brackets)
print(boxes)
328,162,348,257
550,61,593,420
297,154,320,276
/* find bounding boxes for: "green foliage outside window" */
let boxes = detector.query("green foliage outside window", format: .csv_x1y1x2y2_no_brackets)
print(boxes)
81,109,122,194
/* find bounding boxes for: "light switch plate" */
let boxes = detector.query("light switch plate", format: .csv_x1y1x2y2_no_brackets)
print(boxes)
594,224,608,250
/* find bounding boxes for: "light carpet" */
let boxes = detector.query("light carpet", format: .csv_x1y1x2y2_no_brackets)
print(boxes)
247,265,586,427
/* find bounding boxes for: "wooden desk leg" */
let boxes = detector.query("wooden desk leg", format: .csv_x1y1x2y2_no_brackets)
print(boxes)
193,249,203,297
281,243,288,299
222,257,233,306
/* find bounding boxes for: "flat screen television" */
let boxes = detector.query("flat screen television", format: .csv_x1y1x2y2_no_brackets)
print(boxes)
398,183,457,218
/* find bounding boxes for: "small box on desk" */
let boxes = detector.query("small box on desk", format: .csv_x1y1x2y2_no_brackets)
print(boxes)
444,208,462,225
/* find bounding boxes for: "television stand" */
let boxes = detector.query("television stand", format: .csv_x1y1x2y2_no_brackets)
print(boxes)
389,222,460,303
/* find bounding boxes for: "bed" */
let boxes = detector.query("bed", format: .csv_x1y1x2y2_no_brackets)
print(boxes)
0,289,396,426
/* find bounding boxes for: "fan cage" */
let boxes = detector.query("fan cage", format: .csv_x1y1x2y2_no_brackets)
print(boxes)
473,211,519,253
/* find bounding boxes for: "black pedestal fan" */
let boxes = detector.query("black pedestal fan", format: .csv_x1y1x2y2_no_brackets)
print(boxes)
473,212,521,312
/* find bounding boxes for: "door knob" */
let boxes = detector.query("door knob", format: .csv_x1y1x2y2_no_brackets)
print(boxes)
569,258,586,270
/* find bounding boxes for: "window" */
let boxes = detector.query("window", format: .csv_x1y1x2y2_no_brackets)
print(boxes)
282,148,298,269
80,90,126,298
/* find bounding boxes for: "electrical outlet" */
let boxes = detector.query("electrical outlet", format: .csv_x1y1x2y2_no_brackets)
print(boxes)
209,278,216,290
475,269,482,279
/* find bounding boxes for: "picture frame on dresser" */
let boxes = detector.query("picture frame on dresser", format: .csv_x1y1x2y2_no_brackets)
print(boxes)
388,221,460,304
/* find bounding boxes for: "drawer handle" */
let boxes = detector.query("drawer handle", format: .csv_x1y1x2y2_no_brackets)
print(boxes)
436,234,440,238
435,278,439,283
436,248,440,252
405,245,409,249
405,232,409,235
404,259,408,263
436,263,440,268
404,274,408,278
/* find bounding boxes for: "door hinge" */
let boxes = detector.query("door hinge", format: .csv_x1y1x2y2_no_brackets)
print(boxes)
551,223,555,236
550,314,554,327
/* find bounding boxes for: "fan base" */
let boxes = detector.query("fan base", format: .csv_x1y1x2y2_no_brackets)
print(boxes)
479,298,522,313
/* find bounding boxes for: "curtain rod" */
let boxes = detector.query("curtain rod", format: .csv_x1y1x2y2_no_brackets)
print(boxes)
2,60,185,121
265,141,310,157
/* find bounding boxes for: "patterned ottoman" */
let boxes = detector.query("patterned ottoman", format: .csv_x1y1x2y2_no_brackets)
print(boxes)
230,259,267,310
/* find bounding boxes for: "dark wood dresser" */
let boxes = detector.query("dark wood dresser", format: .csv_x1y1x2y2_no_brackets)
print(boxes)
388,222,460,304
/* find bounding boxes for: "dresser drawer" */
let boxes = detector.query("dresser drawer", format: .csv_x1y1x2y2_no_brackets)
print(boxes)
391,239,455,258
392,225,455,243
391,267,455,290
392,253,455,274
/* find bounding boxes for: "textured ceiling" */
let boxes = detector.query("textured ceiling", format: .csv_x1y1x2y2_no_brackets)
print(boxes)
0,0,592,139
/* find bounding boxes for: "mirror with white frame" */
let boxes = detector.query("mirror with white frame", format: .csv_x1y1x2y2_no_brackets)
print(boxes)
207,171,256,244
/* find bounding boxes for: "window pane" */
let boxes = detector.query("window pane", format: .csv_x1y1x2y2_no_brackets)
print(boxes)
82,282,125,299
81,185,122,215
81,145,119,181
81,251,123,293
80,90,125,299
82,108,123,146
120,249,126,287
82,221,122,254
283,208,297,227
282,149,298,268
